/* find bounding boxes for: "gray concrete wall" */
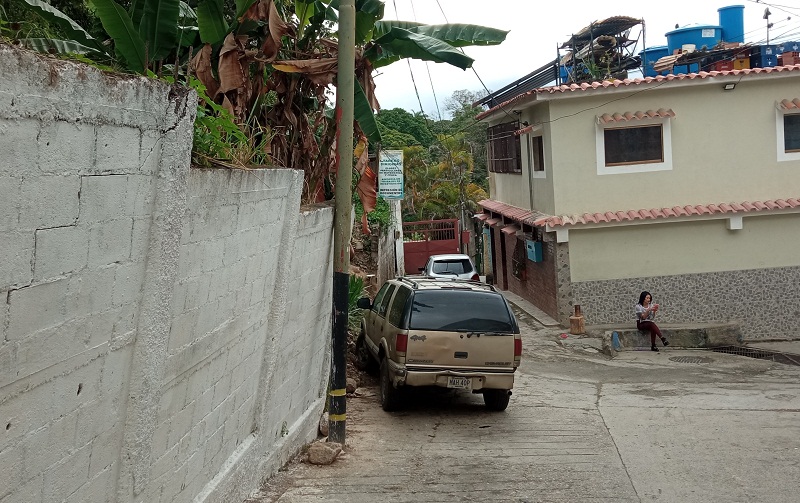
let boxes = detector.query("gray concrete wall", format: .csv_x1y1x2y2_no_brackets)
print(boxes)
0,45,332,503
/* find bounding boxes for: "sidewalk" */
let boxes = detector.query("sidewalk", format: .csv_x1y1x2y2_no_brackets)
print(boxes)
497,289,561,327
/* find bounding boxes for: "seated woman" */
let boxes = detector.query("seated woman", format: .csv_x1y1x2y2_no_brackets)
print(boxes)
636,291,669,352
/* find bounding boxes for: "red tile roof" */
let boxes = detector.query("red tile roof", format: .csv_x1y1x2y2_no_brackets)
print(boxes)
477,64,800,120
479,198,800,229
779,98,800,110
597,108,675,124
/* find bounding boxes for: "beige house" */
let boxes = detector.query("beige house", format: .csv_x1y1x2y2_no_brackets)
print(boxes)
476,65,800,340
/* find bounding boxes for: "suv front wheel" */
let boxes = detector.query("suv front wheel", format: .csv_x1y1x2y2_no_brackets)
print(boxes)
379,357,402,411
354,331,378,375
483,389,511,411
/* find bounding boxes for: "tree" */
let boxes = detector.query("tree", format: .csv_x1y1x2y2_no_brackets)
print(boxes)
5,0,508,206
442,89,489,191
376,108,434,147
401,133,486,223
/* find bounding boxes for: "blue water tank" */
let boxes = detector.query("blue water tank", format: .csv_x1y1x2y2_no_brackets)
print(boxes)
639,46,670,77
666,24,723,53
718,5,745,43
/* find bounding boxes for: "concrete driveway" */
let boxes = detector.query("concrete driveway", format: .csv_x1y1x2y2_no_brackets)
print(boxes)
248,301,800,503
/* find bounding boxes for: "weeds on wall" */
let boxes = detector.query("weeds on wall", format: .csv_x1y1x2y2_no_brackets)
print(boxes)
186,77,276,169
354,196,392,235
347,275,367,333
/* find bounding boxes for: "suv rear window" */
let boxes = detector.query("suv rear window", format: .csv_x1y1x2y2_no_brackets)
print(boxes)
431,259,473,275
387,286,411,327
408,290,515,332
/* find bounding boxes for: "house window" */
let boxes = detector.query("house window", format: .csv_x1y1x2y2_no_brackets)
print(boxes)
530,135,545,172
487,122,522,174
775,104,800,162
603,125,663,165
784,114,800,152
595,116,673,175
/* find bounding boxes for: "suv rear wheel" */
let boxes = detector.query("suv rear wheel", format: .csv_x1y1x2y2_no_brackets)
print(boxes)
483,389,511,411
379,357,402,411
354,331,378,375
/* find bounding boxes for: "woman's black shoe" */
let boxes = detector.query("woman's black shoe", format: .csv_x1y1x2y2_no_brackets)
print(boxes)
651,345,659,352
661,337,669,346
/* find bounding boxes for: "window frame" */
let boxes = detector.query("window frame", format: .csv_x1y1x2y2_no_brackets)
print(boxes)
528,131,546,179
374,284,396,317
595,116,673,175
776,108,800,162
387,286,411,328
487,121,522,174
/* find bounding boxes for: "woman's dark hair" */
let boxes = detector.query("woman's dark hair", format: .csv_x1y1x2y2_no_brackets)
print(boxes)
638,291,652,305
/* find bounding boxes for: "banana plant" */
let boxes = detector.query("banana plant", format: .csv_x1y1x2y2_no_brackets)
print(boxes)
12,0,187,74
271,1,508,146
10,0,108,57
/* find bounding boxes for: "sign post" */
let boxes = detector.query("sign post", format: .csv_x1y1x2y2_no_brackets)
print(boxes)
378,150,404,200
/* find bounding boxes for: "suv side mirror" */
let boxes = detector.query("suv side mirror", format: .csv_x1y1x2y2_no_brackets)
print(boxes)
356,297,372,309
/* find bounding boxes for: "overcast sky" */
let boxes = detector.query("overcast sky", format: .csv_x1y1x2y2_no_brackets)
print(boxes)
373,0,800,118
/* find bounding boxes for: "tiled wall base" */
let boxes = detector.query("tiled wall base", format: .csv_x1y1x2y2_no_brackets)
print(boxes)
572,266,800,340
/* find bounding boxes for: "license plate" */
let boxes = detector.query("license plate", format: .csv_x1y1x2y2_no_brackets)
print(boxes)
447,377,472,389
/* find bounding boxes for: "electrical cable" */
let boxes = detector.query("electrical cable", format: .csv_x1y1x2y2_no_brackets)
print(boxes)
746,0,800,18
410,0,442,120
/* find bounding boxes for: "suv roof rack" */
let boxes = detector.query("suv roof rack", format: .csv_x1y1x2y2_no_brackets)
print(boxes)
394,276,497,292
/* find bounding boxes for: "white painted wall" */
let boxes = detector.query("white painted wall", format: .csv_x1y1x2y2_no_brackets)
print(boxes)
545,74,800,215
0,45,332,503
568,214,800,282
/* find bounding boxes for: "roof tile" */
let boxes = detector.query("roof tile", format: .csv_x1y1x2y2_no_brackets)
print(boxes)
477,65,800,121
479,197,800,229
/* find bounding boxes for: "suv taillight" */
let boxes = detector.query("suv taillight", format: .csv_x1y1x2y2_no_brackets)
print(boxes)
396,333,408,353
514,338,522,357
470,273,480,281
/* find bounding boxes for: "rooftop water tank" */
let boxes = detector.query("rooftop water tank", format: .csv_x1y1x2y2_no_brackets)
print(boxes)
639,46,670,77
718,5,745,43
666,24,723,54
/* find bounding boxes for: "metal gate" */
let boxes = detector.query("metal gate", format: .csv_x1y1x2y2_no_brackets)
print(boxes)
402,219,460,275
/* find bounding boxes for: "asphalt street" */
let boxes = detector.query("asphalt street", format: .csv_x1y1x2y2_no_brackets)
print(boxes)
248,299,800,503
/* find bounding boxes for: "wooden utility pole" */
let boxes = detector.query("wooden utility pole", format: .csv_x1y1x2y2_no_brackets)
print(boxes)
329,0,355,445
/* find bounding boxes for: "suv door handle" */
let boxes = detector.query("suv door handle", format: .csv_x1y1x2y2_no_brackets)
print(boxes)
454,352,468,359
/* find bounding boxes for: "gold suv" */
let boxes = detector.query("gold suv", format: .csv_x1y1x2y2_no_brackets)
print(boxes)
356,277,521,411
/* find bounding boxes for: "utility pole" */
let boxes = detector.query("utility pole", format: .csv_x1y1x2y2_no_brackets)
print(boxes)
329,0,355,445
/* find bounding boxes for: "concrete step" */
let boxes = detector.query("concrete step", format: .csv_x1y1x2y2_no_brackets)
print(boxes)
598,323,742,355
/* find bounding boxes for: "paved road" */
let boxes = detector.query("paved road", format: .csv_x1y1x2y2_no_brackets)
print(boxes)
249,305,800,503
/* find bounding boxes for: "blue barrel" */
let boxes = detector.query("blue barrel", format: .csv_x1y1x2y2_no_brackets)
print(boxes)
718,5,745,43
666,24,723,53
639,46,670,77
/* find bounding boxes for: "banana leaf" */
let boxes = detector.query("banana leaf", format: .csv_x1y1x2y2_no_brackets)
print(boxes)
129,0,145,25
15,0,106,54
139,0,181,61
19,38,106,57
295,0,315,38
93,0,147,74
197,0,229,45
330,0,384,44
366,28,474,69
235,0,258,18
375,21,508,47
354,80,381,145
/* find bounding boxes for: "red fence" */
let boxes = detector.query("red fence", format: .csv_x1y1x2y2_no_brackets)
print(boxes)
402,219,461,275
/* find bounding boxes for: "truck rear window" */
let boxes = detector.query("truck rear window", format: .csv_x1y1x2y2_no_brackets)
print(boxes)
431,259,472,275
408,291,515,332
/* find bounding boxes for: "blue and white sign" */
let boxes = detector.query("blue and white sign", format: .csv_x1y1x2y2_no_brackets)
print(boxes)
378,150,404,200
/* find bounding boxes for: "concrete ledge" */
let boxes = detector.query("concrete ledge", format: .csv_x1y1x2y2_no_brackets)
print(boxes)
600,323,743,355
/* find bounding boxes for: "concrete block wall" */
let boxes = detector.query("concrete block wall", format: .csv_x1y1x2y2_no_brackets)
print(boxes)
0,45,332,503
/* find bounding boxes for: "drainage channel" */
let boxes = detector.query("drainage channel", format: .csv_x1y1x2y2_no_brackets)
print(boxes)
710,346,800,367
